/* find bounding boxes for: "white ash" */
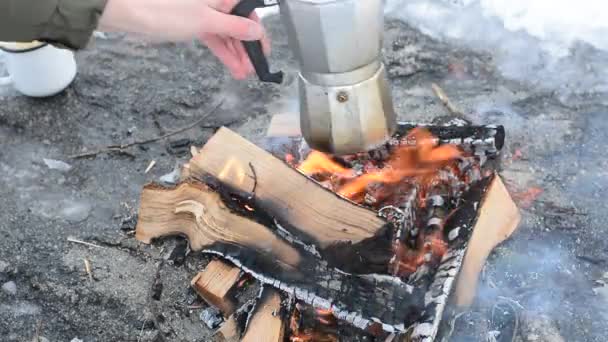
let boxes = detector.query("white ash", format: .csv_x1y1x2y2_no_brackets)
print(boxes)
448,227,461,241
273,219,321,258
411,248,466,342
200,249,407,333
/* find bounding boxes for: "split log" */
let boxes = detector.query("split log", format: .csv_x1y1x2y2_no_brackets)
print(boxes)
191,259,242,316
241,287,286,342
135,180,426,334
135,182,301,268
453,174,520,307
217,316,239,342
186,126,389,248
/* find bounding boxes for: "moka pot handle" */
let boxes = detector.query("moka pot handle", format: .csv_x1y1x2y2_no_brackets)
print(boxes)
230,0,283,84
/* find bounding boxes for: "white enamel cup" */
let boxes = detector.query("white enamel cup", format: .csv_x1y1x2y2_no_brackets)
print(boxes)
0,41,77,97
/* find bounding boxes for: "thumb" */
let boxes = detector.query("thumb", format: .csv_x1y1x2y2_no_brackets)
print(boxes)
202,8,265,41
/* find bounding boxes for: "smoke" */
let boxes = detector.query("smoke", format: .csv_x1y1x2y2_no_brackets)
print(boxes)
384,0,608,95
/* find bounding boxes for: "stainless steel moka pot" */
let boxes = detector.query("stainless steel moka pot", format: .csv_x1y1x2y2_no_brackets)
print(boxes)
231,0,397,155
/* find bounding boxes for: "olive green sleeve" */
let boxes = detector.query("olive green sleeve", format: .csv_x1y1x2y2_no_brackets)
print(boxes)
0,0,109,50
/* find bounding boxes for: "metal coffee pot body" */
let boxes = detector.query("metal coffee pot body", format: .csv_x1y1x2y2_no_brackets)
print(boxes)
231,0,397,155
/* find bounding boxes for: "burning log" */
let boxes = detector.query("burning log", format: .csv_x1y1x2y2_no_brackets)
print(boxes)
135,180,425,334
187,127,389,249
191,259,242,316
265,114,504,161
393,123,504,157
134,122,520,340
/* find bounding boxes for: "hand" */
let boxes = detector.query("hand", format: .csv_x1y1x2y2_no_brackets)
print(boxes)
99,0,270,79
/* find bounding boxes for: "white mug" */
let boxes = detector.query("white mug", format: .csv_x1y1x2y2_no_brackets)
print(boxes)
0,41,77,97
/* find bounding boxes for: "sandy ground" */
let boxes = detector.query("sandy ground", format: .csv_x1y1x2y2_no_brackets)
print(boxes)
1,14,607,342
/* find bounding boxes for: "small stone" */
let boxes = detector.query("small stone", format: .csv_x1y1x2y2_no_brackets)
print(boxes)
70,338,83,342
199,306,223,329
43,158,72,172
61,201,92,223
2,281,17,295
0,260,9,273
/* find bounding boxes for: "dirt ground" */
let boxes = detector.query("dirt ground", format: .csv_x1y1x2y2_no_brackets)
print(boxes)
1,14,607,342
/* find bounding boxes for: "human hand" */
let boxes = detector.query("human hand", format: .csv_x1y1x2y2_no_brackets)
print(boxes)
99,0,270,79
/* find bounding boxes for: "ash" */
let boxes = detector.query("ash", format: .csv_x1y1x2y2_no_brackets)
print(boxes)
1,6,607,342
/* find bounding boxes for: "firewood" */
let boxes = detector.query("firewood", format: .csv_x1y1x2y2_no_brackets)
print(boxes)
241,288,285,342
217,315,239,342
191,259,242,316
453,174,520,307
186,126,389,248
135,182,302,268
135,180,426,334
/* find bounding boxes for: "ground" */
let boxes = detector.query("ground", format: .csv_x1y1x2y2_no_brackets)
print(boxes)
1,14,607,342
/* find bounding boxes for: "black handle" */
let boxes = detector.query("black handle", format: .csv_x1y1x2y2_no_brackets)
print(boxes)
230,0,283,84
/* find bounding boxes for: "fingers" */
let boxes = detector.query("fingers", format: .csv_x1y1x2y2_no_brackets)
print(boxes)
201,7,265,41
201,34,249,79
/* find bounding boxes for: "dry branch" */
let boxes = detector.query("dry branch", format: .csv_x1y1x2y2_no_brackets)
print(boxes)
69,100,224,159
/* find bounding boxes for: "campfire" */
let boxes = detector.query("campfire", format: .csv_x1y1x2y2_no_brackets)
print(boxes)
133,114,520,341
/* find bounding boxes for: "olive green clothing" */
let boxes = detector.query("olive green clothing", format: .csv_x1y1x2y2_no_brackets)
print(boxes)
0,0,108,50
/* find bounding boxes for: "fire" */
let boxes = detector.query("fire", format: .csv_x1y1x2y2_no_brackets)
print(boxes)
296,151,353,177
296,128,462,202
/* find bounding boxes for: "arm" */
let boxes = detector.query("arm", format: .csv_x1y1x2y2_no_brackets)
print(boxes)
0,0,108,50
0,0,269,80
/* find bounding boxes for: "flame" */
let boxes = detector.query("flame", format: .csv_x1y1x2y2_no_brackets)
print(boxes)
296,128,462,201
296,151,353,176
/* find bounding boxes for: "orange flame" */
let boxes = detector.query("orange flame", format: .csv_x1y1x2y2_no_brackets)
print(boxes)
296,151,353,177
296,128,462,201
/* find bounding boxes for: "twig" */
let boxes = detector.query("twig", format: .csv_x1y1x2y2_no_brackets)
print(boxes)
248,162,258,198
431,83,467,120
84,258,94,282
69,99,225,159
33,320,43,342
67,237,105,249
144,160,156,174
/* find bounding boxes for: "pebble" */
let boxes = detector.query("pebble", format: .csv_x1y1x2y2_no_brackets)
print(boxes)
61,201,92,223
43,158,72,172
70,338,83,342
0,260,9,273
2,281,17,296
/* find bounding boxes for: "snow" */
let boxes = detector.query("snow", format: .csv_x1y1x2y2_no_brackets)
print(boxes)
384,0,608,93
